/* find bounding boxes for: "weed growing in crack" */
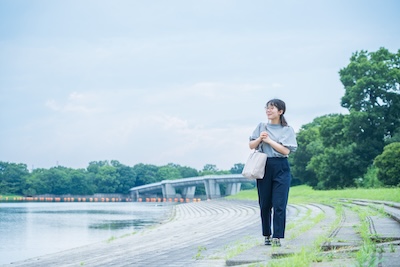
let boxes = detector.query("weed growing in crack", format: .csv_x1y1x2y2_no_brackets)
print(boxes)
193,246,207,260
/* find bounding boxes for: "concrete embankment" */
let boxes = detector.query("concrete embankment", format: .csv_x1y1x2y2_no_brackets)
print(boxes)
2,199,400,267
2,199,261,267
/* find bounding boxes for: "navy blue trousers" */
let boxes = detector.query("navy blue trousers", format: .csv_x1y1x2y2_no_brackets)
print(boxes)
256,157,291,238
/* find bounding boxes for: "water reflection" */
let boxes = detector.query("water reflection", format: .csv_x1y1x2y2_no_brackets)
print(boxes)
0,202,173,265
89,219,157,230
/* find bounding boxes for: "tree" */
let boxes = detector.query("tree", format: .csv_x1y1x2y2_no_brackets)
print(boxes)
132,163,159,186
339,47,400,160
37,166,72,195
27,168,49,194
291,116,326,187
111,160,137,193
308,144,362,189
87,160,110,173
0,162,29,194
177,165,199,178
52,167,72,194
93,165,120,193
157,164,182,181
202,164,218,173
374,142,400,186
68,168,94,195
230,163,244,174
200,164,229,175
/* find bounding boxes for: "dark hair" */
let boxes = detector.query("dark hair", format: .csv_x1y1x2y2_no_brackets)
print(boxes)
266,99,288,126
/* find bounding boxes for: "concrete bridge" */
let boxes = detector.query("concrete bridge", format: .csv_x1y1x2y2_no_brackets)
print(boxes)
129,174,254,201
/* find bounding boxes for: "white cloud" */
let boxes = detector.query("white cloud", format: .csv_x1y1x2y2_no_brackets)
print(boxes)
1,0,398,171
45,92,102,114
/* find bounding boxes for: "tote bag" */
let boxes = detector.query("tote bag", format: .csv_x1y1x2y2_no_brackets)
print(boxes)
242,150,267,179
242,123,268,179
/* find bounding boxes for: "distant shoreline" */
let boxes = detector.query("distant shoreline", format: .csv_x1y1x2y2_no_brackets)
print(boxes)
0,194,204,203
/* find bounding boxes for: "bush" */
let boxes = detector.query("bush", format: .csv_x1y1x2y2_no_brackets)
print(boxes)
355,165,383,188
374,142,400,186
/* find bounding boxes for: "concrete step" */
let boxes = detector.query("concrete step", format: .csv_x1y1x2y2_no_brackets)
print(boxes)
321,206,363,250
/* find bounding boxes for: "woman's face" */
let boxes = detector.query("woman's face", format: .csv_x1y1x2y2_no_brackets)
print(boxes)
265,104,282,120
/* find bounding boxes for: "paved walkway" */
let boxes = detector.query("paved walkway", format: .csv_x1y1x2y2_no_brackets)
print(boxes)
2,199,400,267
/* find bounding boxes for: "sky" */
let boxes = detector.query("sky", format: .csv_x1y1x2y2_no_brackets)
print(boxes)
1,0,399,172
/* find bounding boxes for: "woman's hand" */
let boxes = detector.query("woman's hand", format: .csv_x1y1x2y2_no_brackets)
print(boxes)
260,131,290,155
259,131,268,140
249,132,266,149
260,131,269,143
252,131,272,148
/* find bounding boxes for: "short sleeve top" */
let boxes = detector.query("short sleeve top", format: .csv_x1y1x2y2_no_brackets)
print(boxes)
249,122,298,157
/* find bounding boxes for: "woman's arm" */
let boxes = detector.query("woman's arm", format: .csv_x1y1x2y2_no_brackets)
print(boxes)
249,137,263,149
249,130,269,150
264,137,290,155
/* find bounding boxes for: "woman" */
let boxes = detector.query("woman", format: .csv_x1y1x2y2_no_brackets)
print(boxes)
248,99,297,247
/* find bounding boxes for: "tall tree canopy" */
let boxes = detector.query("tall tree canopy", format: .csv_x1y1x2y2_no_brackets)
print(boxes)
340,47,400,141
292,48,400,189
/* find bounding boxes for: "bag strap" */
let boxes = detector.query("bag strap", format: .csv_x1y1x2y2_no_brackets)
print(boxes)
257,122,267,152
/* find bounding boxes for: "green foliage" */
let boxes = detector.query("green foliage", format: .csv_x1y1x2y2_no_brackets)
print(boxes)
291,116,327,187
340,48,400,116
29,166,71,195
69,168,95,195
339,47,400,163
111,160,137,193
355,165,383,188
0,162,29,195
291,47,400,190
229,163,244,174
308,144,363,189
386,126,400,144
318,114,348,147
374,142,400,186
157,164,182,181
94,165,119,193
200,164,218,175
132,163,159,186
178,165,199,178
0,160,242,195
200,164,230,176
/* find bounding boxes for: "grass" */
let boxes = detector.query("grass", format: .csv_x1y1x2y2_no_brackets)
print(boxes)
221,236,259,260
105,232,137,243
225,185,400,266
352,205,382,266
228,185,400,204
106,236,117,243
193,246,207,260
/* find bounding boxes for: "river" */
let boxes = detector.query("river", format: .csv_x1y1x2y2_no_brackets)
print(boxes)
0,202,174,265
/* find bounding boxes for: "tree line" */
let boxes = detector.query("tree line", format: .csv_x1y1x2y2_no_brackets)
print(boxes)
1,47,399,196
290,47,400,189
0,160,247,196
